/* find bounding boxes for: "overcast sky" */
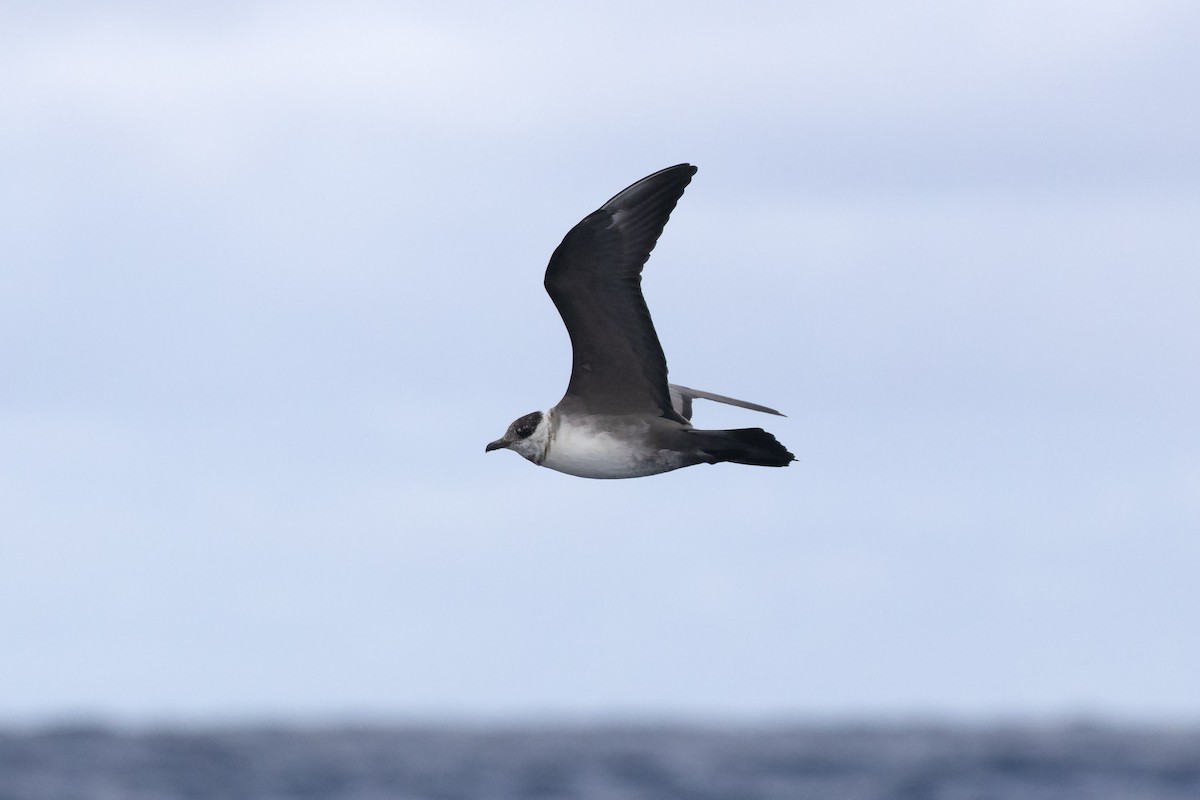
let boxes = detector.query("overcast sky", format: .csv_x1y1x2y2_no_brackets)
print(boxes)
2,1,1198,725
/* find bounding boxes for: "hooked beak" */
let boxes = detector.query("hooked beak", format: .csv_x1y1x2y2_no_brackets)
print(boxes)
485,438,508,453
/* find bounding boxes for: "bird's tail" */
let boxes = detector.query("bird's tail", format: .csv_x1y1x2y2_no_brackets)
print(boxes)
691,428,795,468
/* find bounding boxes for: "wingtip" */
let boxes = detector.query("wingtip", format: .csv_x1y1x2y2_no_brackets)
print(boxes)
598,164,697,210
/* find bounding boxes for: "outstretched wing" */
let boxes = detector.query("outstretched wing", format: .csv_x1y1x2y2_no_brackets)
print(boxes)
669,383,786,421
544,164,696,418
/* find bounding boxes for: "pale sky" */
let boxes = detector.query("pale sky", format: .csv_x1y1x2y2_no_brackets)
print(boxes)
2,1,1198,724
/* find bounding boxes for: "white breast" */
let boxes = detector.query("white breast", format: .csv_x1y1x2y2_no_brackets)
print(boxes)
541,416,684,479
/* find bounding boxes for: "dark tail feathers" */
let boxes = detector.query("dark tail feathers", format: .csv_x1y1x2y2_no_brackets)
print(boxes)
695,428,795,468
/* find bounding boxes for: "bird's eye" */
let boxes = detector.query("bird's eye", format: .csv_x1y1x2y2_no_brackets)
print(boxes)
512,411,542,439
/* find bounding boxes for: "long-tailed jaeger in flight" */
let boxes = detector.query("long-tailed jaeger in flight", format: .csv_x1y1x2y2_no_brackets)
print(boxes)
486,164,794,479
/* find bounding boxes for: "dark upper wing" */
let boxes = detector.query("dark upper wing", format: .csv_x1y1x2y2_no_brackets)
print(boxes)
544,164,697,418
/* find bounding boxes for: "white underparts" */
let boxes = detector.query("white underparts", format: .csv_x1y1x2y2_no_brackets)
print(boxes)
538,412,687,479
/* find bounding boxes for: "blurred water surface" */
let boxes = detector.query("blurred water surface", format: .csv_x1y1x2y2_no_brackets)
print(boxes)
2,722,1198,799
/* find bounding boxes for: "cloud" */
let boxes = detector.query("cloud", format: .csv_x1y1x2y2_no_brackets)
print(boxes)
1,1,1198,721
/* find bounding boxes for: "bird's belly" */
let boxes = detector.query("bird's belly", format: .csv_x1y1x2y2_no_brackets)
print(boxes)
542,422,685,479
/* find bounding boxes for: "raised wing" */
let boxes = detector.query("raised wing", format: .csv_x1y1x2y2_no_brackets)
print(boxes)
544,164,697,417
669,383,786,422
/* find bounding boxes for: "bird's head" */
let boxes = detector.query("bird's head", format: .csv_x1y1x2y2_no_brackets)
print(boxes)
485,410,550,463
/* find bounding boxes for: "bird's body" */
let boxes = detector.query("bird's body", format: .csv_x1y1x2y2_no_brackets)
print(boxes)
541,411,680,480
486,164,794,479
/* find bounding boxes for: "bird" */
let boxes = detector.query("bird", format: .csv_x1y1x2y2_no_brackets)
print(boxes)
485,164,794,479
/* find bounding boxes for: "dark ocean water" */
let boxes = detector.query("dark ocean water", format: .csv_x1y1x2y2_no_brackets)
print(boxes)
2,722,1198,800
